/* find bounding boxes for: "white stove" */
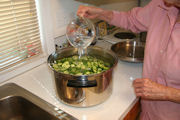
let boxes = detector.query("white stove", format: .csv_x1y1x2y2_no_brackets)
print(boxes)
100,28,140,44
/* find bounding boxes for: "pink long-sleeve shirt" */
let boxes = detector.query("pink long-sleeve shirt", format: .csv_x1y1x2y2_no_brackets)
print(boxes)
109,0,180,120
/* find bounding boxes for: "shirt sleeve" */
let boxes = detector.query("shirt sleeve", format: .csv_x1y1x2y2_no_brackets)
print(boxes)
109,0,156,33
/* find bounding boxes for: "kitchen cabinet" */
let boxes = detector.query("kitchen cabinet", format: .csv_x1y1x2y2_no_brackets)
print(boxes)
123,99,141,120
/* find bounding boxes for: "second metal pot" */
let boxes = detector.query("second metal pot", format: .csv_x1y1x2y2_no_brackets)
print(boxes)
48,46,118,107
111,41,145,63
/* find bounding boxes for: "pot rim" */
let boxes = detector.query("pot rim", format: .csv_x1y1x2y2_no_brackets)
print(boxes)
47,46,118,77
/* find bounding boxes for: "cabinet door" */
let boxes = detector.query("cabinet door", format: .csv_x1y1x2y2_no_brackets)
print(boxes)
123,99,141,120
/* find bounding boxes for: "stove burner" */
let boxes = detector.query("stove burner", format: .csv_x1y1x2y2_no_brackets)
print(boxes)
114,32,136,39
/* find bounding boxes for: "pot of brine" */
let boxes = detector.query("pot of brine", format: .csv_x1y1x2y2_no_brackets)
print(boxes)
47,17,118,107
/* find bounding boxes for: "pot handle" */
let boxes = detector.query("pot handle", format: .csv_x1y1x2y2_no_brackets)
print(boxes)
67,80,97,88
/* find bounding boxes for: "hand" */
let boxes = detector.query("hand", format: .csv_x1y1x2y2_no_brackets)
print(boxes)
133,78,168,100
77,5,113,22
77,5,103,19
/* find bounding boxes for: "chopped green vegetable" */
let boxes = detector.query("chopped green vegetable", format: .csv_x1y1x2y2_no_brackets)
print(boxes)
52,55,111,75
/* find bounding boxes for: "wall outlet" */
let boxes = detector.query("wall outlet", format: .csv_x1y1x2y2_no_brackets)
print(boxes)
54,35,69,49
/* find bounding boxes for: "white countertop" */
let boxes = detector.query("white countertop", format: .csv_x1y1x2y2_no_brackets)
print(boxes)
1,39,143,120
1,58,142,120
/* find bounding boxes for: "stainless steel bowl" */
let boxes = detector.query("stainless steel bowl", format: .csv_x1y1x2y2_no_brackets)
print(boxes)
47,46,118,107
111,41,145,63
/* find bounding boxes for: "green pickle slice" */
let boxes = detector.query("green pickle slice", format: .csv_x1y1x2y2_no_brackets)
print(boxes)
52,55,111,75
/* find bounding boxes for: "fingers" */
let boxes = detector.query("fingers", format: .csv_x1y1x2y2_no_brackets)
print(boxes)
132,78,167,100
77,5,102,19
133,78,148,83
133,78,143,97
133,78,151,87
133,78,152,98
133,78,152,89
133,78,145,87
86,14,98,19
77,5,89,17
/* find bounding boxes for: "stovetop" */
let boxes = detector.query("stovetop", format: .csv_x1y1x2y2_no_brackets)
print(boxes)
101,29,140,44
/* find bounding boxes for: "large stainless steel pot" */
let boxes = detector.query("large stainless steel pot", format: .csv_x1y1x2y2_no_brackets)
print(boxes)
47,46,118,107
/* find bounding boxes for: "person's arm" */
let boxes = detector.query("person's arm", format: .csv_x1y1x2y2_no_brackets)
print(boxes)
109,0,158,33
165,86,180,103
133,78,180,103
77,0,157,33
